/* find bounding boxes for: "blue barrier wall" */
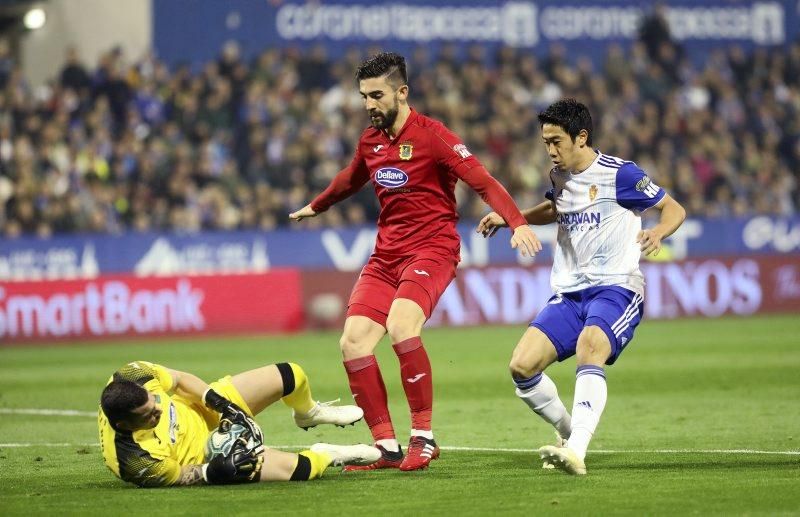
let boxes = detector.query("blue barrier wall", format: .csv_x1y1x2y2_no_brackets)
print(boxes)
1,217,798,280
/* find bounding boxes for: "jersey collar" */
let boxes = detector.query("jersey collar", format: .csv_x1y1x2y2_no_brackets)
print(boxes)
381,107,418,143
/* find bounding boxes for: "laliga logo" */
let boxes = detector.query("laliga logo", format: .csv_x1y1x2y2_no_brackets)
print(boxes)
375,167,409,188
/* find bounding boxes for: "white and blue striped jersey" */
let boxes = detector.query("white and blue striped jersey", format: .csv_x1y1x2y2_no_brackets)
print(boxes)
545,151,665,296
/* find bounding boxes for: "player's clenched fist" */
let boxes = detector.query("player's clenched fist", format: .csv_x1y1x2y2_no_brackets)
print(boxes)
289,204,317,221
510,225,542,257
476,211,507,238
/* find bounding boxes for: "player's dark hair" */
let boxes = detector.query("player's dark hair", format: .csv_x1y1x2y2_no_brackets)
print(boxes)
101,380,149,429
538,98,593,146
356,52,408,87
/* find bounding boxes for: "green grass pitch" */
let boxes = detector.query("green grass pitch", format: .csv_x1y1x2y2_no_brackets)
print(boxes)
1,315,799,515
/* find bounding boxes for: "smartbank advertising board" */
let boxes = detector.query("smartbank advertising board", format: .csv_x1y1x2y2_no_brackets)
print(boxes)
0,272,304,342
153,0,796,66
0,217,798,281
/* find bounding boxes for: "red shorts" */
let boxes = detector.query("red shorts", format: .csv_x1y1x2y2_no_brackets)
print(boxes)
347,252,458,327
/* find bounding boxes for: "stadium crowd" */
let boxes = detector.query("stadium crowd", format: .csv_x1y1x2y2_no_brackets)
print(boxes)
0,35,799,238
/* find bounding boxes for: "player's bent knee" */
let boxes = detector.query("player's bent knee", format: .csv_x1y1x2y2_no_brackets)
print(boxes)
385,319,419,344
339,333,372,358
508,357,542,380
576,326,611,364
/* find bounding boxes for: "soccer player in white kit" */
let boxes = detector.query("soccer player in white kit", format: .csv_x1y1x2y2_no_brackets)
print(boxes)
477,99,686,475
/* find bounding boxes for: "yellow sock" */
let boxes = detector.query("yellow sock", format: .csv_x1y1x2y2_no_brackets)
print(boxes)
279,362,316,414
290,451,332,481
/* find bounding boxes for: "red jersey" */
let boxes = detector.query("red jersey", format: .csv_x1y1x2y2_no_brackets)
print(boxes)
311,109,527,257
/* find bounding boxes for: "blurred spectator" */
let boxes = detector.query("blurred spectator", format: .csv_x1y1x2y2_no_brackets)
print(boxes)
0,40,799,239
60,46,91,93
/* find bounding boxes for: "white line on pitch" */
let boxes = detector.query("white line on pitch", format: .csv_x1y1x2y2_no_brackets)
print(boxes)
0,408,95,417
1,443,798,455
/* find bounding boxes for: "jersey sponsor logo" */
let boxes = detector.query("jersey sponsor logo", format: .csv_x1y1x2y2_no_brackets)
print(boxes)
453,143,472,158
556,212,601,225
636,176,660,198
399,143,413,160
375,167,409,188
557,212,601,233
589,184,598,202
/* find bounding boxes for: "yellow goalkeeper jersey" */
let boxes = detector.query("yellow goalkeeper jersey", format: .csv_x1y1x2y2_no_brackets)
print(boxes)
98,361,218,487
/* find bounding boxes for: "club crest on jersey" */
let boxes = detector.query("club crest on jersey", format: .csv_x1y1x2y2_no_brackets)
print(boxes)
589,184,598,202
399,143,413,160
375,167,409,188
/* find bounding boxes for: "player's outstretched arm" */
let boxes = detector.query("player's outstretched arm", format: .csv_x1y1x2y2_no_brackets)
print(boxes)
478,201,557,238
293,151,371,221
637,193,686,256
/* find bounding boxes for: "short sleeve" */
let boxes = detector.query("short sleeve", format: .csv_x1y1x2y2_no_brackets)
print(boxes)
615,162,665,211
430,125,483,176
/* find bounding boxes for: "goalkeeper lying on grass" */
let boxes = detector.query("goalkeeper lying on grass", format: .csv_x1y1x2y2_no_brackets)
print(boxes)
98,360,380,486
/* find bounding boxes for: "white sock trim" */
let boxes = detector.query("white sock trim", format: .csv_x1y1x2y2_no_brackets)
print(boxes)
376,438,400,452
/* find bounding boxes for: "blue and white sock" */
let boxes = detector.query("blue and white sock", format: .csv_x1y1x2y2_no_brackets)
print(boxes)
514,372,572,440
567,365,608,460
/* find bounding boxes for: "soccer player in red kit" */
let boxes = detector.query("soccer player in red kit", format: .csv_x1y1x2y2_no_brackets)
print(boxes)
290,52,541,471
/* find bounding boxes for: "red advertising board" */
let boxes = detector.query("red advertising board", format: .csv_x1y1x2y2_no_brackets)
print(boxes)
300,256,800,329
0,271,303,343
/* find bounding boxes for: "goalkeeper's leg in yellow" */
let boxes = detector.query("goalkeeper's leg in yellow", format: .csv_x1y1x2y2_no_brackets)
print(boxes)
275,362,364,430
228,362,362,428
258,445,382,481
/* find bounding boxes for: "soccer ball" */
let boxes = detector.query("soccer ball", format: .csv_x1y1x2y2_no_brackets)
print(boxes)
205,423,259,461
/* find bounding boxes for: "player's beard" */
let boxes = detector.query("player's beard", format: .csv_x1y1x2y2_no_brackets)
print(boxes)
370,99,399,130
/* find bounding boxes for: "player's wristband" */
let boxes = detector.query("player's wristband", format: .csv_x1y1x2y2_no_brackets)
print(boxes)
203,388,229,412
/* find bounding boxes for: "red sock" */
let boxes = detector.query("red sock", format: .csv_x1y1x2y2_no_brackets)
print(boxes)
393,337,433,431
343,355,395,441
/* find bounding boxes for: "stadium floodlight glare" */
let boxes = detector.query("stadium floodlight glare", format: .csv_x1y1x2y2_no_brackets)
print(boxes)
23,8,46,30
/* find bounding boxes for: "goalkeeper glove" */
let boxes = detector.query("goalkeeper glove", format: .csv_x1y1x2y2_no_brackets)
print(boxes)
203,436,264,484
203,389,262,443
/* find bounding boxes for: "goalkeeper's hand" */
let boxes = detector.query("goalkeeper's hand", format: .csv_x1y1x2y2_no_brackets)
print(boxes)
204,389,262,440
203,436,264,484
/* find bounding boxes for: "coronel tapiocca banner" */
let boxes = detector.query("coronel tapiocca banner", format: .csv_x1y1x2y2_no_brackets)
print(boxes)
154,0,797,67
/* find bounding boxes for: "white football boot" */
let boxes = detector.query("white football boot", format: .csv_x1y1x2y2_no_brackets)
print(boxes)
538,445,587,475
294,399,364,430
310,443,382,467
542,432,568,469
